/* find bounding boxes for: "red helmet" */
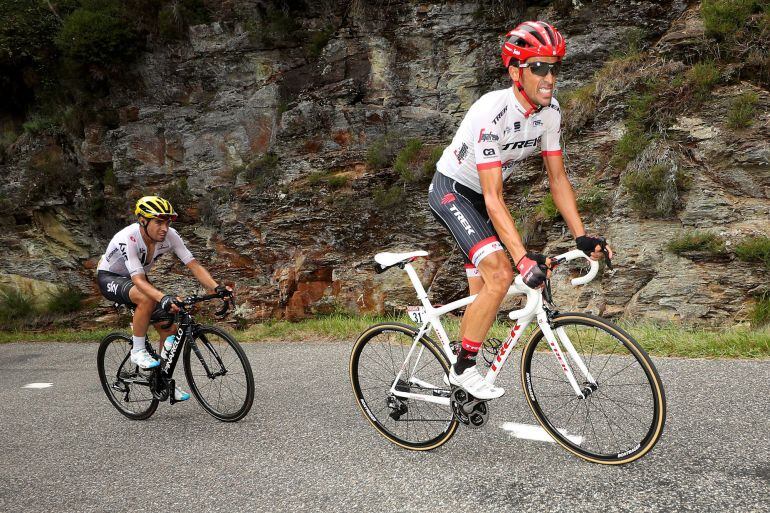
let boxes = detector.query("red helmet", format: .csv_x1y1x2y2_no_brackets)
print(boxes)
502,21,566,67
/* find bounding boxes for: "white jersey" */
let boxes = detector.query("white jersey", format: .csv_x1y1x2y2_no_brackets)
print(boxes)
97,223,195,277
436,87,562,193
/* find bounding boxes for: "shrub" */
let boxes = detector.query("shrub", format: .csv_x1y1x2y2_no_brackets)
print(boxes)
687,61,720,101
326,174,348,189
422,146,444,176
577,186,608,215
750,292,770,327
373,184,405,209
46,286,85,314
561,84,597,133
22,113,58,135
308,26,335,58
103,166,117,190
241,152,280,189
158,0,210,41
735,236,770,269
0,287,35,323
366,134,400,169
611,124,650,169
622,163,688,217
536,192,559,221
727,91,759,128
394,139,423,182
701,0,764,40
25,151,79,202
308,170,348,189
667,231,726,255
55,0,141,71
161,177,193,214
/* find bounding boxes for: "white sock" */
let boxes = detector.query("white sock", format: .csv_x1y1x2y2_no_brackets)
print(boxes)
132,336,146,353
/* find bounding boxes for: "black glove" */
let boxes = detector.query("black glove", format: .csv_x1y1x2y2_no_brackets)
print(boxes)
215,284,232,297
159,294,178,312
576,235,606,256
516,252,548,289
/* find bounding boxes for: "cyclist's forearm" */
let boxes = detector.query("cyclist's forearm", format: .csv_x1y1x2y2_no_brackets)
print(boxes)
545,155,585,238
187,260,218,292
485,197,526,262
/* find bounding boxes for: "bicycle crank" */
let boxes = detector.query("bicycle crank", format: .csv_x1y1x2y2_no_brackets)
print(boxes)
450,386,489,428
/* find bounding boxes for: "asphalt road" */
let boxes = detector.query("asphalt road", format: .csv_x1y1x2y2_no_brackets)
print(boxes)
0,341,768,512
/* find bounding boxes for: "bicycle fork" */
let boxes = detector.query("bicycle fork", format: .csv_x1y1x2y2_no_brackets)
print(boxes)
536,314,598,398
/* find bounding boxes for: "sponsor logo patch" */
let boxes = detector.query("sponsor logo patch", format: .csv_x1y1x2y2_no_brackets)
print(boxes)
501,136,541,151
454,142,469,163
106,281,118,294
483,148,496,157
441,193,456,205
448,205,475,236
492,106,507,125
477,129,499,143
533,119,543,127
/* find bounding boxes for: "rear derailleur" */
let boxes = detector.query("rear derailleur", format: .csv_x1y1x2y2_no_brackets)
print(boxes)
450,386,489,428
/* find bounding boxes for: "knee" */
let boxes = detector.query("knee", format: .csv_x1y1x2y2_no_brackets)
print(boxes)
134,292,156,307
484,263,514,295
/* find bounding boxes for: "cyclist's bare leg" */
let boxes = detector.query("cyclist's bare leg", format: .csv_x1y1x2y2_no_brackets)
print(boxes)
128,286,155,339
459,252,513,343
459,275,484,339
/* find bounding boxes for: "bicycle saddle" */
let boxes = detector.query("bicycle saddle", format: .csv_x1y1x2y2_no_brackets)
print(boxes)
374,251,429,272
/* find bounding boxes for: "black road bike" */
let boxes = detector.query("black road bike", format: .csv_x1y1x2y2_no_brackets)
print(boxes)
97,293,255,422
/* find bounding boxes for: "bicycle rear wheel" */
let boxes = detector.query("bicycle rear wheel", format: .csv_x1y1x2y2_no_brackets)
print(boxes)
521,313,666,464
350,323,458,451
183,326,254,422
97,333,158,420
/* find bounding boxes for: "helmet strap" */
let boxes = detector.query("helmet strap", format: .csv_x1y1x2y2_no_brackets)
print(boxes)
514,80,541,118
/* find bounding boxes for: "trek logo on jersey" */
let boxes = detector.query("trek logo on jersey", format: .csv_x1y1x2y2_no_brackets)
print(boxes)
107,281,118,294
483,148,496,157
478,129,499,143
492,106,507,125
501,136,541,151
454,143,469,163
441,193,456,205
448,205,475,236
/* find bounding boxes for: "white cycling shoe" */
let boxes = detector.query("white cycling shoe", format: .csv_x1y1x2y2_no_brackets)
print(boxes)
130,348,160,370
174,387,190,401
448,366,505,400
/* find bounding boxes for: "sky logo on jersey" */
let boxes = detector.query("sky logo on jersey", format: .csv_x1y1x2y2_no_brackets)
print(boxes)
448,205,475,236
501,136,541,151
454,143,469,163
478,129,499,143
441,193,456,205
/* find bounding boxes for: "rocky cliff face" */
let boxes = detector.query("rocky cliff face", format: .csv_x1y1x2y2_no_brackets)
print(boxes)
0,0,767,327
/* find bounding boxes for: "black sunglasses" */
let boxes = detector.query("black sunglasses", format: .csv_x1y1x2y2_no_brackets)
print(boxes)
519,61,562,77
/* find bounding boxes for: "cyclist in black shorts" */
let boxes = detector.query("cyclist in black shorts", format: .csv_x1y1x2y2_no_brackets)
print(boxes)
96,195,232,401
428,21,613,399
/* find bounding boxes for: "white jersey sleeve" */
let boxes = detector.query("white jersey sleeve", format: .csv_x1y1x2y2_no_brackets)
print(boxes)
123,233,147,277
539,100,562,156
167,228,195,265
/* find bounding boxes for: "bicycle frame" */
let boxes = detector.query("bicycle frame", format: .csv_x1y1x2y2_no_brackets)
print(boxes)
387,249,599,405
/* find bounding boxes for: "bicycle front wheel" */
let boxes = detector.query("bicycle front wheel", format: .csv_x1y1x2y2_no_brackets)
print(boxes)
97,333,158,420
350,323,458,451
521,313,666,464
183,326,255,422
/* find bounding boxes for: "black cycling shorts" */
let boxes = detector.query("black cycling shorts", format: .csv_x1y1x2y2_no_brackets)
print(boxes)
97,271,167,321
428,172,503,273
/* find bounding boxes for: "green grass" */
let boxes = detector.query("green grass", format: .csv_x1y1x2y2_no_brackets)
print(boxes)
0,288,35,323
622,164,688,217
2,315,768,358
687,61,720,101
576,185,608,215
536,192,559,221
701,0,765,39
750,293,770,327
727,91,759,129
393,138,423,182
667,231,726,256
735,235,770,269
373,184,405,209
46,286,86,314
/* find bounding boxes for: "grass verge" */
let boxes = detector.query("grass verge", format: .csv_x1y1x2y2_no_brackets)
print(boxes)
1,315,768,358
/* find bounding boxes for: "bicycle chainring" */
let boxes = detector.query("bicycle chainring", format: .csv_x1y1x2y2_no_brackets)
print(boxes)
450,386,489,428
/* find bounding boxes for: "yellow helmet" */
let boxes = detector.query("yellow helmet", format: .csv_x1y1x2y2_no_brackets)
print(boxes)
135,196,178,220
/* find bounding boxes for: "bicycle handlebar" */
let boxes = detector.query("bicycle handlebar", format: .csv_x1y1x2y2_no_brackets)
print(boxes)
552,249,600,286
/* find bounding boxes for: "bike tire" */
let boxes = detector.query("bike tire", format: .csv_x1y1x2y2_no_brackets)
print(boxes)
183,326,255,422
97,332,159,420
350,322,458,451
520,313,666,464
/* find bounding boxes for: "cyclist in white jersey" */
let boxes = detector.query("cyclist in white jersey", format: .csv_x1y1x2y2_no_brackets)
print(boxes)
97,196,232,400
428,21,613,400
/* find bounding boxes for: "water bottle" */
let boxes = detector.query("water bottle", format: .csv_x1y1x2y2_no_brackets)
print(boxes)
160,335,175,360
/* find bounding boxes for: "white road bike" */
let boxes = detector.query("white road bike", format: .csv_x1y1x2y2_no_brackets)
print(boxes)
349,249,666,464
